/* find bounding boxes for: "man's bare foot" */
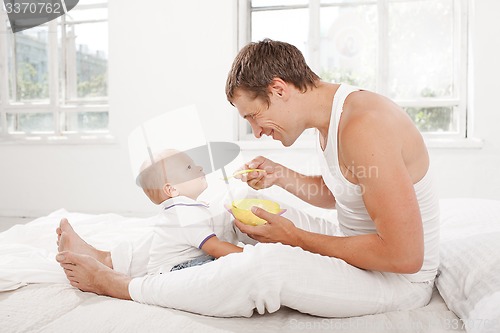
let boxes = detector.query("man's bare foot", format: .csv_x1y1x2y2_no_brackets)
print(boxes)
56,251,131,300
56,218,113,269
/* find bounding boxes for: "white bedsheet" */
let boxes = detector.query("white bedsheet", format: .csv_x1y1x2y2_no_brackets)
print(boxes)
0,282,463,333
0,203,474,332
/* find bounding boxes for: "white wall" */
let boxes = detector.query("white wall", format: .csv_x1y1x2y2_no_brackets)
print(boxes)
429,0,500,200
0,0,238,217
0,0,498,218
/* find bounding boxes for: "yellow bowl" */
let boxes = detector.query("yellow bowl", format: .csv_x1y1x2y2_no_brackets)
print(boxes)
230,198,282,226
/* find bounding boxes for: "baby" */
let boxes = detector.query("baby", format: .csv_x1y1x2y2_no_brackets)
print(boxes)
57,149,243,277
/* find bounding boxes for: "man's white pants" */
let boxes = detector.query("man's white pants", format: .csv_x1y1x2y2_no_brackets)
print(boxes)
112,203,433,317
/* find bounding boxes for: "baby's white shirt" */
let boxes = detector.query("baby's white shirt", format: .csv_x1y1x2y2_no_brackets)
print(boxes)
147,196,238,274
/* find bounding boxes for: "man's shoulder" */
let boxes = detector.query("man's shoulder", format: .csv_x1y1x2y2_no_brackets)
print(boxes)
341,110,396,146
339,97,405,165
345,90,398,117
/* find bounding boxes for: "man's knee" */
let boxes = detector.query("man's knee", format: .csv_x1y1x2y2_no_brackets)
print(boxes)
245,243,298,276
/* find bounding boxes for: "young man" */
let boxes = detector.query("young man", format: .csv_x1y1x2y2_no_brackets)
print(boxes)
56,39,439,318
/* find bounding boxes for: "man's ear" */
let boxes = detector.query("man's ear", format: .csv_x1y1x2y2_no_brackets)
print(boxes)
163,183,179,198
268,78,288,99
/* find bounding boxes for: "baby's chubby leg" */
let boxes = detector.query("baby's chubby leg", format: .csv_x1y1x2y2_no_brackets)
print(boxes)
56,218,113,268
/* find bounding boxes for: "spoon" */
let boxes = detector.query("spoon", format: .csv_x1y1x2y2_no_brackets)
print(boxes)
222,168,266,180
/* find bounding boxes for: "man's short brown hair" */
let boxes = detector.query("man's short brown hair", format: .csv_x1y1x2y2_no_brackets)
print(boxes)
225,39,320,105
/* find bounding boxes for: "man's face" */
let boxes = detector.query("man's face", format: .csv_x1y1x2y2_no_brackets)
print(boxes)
231,89,302,147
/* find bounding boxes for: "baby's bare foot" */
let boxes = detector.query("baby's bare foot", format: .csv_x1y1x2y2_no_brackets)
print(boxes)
57,218,112,269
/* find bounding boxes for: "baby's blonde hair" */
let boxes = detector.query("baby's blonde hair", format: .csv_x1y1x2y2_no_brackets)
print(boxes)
136,149,179,190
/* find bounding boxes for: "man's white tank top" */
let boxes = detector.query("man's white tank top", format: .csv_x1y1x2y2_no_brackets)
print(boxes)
316,84,440,283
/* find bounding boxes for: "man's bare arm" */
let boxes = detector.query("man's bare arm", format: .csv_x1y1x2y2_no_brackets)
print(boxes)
276,169,336,209
240,156,336,209
297,109,425,273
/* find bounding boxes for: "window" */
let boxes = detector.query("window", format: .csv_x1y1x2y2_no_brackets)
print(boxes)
0,0,109,142
238,0,469,141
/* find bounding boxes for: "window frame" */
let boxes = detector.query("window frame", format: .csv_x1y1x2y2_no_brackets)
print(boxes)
237,0,470,143
0,2,111,143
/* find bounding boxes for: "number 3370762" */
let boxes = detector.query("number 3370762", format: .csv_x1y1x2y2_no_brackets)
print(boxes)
5,2,62,14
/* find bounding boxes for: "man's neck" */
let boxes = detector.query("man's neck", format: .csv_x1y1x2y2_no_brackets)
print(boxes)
304,82,339,140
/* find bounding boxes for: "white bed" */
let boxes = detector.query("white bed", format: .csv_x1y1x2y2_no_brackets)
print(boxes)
1,198,500,333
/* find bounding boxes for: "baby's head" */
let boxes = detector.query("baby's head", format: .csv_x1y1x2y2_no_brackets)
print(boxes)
136,149,207,204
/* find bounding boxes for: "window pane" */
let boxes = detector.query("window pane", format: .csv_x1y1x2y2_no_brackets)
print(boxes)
75,22,108,99
244,0,467,139
405,106,458,133
63,16,108,100
319,4,377,90
388,0,457,100
8,26,50,102
64,112,108,132
7,113,53,133
251,8,309,58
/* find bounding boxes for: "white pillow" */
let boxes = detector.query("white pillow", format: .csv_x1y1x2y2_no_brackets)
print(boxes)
437,198,500,333
468,292,500,333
